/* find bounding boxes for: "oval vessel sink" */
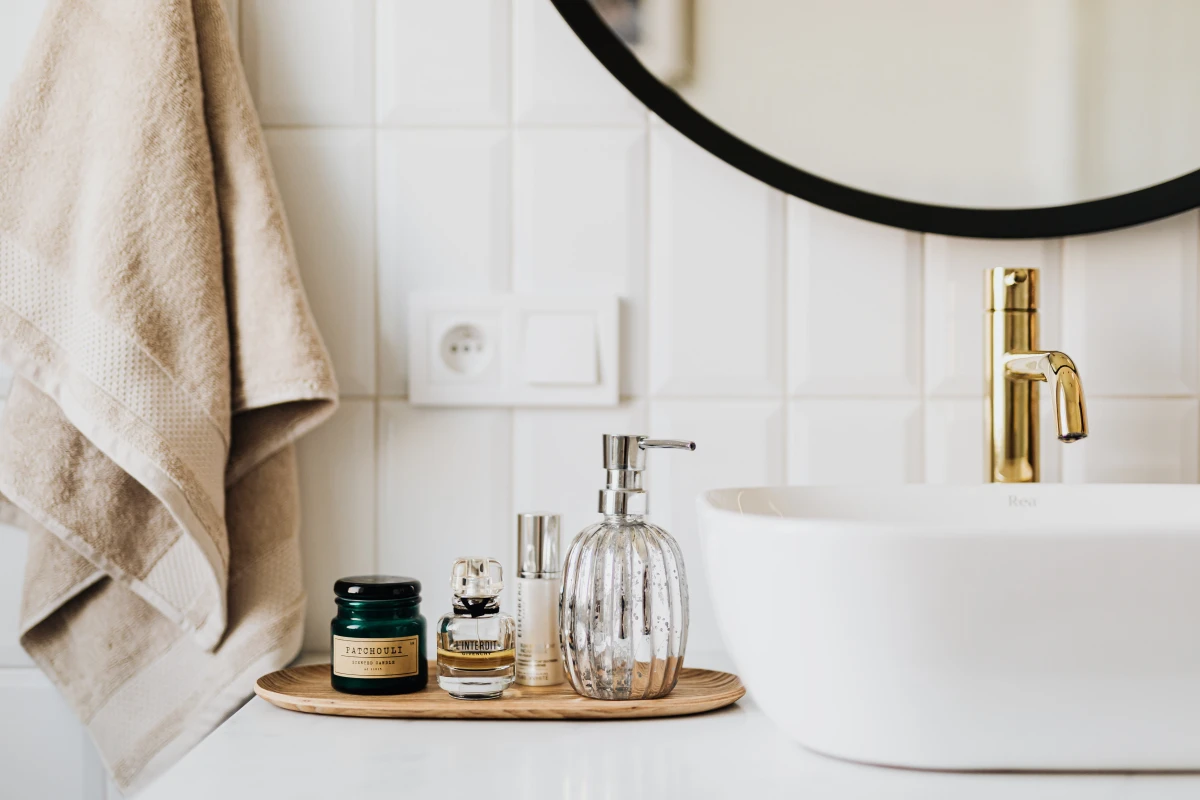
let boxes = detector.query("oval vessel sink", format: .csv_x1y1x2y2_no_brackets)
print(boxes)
697,484,1200,771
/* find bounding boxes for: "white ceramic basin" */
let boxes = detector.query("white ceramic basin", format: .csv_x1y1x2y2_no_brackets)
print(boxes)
697,484,1200,771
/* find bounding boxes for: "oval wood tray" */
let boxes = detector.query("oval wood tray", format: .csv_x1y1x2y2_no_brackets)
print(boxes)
256,662,745,720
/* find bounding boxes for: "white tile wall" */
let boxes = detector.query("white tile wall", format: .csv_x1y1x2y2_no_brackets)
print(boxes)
376,129,511,394
266,129,377,395
1063,398,1200,483
514,128,647,395
0,671,105,800
789,399,923,484
296,400,377,649
243,0,375,126
924,398,985,484
1062,213,1199,397
376,0,510,127
377,403,512,619
4,2,1200,797
649,124,785,397
512,0,644,126
789,201,922,396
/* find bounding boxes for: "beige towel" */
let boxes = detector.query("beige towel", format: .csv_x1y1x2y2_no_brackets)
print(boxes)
0,0,338,792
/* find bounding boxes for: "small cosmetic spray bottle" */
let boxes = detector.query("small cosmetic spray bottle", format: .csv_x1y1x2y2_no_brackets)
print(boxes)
515,513,564,687
436,558,516,699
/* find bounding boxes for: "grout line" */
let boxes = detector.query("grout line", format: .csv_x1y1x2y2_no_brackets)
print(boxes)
1053,236,1066,481
509,0,519,128
374,122,648,132
779,195,789,485
505,0,518,567
642,104,653,412
372,398,380,572
348,393,1200,403
507,0,517,294
369,1,382,567
369,0,381,569
916,231,926,483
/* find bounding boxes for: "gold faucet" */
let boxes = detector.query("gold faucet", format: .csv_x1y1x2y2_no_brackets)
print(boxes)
986,267,1088,483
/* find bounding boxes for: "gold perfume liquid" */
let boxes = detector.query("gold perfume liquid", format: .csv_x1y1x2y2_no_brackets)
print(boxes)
435,644,516,671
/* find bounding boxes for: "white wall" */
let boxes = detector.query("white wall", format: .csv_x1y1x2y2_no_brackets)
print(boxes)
2,1,1200,797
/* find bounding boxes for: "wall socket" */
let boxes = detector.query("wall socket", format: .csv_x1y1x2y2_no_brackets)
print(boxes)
408,293,619,407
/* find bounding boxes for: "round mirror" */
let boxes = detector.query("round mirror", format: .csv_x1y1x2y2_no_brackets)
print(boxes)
557,0,1200,238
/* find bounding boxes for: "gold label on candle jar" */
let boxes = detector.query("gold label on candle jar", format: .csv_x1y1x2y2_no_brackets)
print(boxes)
332,635,420,678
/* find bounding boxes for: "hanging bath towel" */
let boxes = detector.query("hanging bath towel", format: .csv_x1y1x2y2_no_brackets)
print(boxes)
0,0,338,791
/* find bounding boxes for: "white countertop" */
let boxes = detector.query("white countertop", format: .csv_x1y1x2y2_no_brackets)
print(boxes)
143,653,1200,800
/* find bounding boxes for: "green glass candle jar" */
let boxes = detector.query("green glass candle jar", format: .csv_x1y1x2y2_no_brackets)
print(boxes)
331,575,428,695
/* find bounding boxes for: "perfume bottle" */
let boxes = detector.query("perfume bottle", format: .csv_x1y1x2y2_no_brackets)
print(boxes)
515,513,564,686
561,435,695,700
436,558,516,699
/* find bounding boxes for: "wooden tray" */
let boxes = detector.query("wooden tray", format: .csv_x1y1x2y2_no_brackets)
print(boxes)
256,662,745,720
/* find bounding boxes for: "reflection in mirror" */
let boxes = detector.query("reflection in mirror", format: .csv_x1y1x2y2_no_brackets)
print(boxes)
588,0,1200,210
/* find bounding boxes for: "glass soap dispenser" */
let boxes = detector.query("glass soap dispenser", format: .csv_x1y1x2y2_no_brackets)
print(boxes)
436,558,516,699
560,434,696,701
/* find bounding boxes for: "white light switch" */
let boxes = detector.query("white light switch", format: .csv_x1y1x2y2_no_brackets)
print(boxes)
408,293,618,407
522,314,598,385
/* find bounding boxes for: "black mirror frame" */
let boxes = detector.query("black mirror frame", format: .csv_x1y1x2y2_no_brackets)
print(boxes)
553,0,1200,239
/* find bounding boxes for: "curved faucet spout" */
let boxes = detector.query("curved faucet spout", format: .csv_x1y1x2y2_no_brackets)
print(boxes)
1003,351,1089,442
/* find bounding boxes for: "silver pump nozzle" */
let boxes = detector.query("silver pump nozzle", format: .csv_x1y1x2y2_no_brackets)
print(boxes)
599,434,696,515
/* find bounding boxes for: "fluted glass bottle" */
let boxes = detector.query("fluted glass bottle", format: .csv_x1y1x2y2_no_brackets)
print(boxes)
560,513,688,700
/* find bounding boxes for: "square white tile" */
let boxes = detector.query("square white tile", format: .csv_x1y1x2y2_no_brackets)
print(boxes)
514,129,647,395
925,396,1063,484
1063,212,1198,396
512,402,647,548
924,398,985,485
377,403,512,622
789,200,922,396
648,400,785,654
649,126,785,397
376,0,509,126
377,130,511,395
925,236,1061,396
513,0,645,126
0,672,97,800
296,400,376,651
266,129,376,395
1063,398,1199,484
789,399,923,484
243,0,374,126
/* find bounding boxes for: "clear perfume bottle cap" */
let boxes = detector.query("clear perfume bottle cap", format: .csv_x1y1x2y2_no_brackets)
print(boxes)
450,557,504,599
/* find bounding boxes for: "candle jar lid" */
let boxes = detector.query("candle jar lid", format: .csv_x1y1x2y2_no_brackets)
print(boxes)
334,575,421,601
